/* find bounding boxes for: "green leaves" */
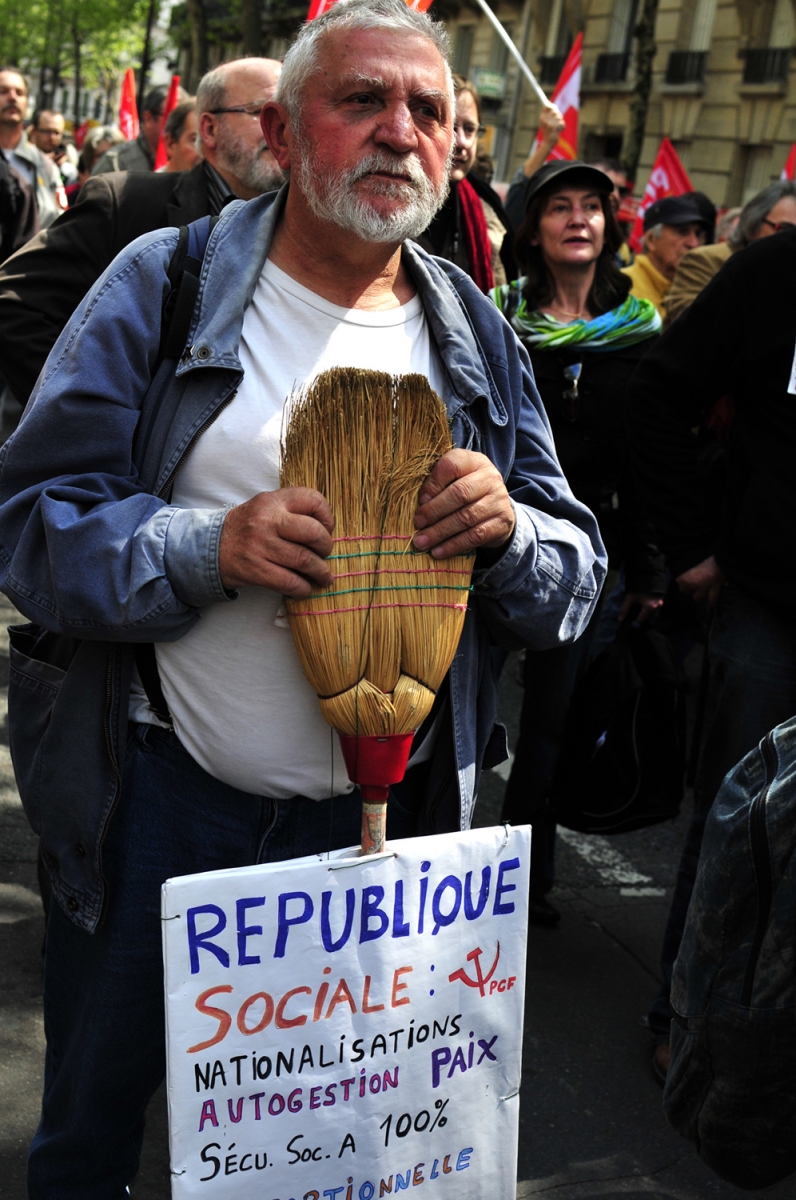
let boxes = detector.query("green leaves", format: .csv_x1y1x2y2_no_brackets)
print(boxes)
0,0,156,113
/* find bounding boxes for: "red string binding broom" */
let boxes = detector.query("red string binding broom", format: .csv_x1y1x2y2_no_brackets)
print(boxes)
280,368,474,854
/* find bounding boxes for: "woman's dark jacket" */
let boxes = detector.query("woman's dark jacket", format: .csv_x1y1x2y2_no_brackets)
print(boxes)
415,173,517,283
527,336,666,595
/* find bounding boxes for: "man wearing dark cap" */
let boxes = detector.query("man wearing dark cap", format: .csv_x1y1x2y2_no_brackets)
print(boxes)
623,195,711,316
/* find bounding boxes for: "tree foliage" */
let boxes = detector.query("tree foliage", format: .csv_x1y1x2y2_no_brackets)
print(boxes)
0,0,155,124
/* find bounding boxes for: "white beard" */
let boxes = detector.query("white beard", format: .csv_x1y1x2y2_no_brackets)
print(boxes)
294,145,451,243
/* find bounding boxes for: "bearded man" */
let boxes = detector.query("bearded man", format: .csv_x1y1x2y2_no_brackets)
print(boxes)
0,1,605,1193
0,56,284,406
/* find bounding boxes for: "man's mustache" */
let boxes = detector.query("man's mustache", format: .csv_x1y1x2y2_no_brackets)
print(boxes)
348,153,427,190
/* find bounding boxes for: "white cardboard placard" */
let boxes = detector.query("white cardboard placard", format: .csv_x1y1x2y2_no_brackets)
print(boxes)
162,825,530,1199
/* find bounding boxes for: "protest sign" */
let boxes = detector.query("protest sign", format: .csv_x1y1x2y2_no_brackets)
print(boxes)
162,825,530,1198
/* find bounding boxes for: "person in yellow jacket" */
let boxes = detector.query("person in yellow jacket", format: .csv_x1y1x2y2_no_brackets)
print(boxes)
623,195,710,317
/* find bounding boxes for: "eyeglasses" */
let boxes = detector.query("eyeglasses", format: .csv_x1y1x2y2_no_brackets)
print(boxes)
761,217,796,233
453,121,486,143
207,103,264,118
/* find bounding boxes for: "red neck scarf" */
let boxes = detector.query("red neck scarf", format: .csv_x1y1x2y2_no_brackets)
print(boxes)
457,177,494,293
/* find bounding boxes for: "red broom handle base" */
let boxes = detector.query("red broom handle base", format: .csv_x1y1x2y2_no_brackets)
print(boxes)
361,801,387,855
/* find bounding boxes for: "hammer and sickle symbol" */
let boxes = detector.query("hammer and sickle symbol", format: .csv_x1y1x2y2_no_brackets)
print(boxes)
447,942,501,997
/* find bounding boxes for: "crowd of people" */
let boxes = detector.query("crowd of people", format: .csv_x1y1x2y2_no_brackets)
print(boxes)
0,0,794,1192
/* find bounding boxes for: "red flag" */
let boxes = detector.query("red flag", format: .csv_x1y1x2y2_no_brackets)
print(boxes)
154,74,181,170
119,67,139,141
532,34,582,163
307,0,431,18
629,137,693,252
781,143,796,181
74,121,91,149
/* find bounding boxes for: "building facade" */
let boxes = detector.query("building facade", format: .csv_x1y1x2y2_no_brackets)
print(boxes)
442,0,796,203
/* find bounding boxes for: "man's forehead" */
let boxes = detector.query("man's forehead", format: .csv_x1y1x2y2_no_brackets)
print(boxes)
0,71,26,91
315,27,449,94
225,64,281,103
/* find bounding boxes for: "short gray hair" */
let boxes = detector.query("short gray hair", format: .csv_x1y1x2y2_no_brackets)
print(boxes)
196,64,229,119
275,0,452,130
729,180,796,249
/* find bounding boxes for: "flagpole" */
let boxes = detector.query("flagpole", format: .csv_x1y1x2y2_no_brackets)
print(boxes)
470,0,549,107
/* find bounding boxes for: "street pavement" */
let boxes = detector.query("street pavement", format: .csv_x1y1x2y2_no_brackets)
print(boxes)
1,612,795,1199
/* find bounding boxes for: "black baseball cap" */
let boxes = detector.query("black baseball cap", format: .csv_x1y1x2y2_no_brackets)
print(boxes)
523,160,614,211
643,195,712,232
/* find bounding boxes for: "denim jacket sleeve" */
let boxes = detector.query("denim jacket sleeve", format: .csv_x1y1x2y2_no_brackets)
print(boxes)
0,227,234,640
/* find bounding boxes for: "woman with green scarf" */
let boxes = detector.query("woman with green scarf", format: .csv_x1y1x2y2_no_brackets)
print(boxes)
491,160,665,927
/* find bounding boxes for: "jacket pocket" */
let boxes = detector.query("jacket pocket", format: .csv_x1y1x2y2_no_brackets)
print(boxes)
7,624,78,834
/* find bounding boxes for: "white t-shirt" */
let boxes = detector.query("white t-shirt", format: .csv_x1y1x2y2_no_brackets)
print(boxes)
151,259,447,799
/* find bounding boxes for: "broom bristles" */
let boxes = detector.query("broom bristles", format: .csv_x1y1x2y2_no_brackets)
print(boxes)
281,368,474,739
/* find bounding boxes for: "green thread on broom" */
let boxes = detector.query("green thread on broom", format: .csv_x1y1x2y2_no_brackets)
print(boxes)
308,583,474,601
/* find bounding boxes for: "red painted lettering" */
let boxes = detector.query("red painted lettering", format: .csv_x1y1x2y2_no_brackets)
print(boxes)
189,986,233,1054
391,966,412,1008
275,986,311,1029
362,975,385,1013
236,991,274,1035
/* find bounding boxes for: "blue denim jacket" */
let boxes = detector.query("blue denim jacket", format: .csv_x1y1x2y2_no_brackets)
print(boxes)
0,190,605,931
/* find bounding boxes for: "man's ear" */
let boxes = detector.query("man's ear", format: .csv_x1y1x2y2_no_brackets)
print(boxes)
198,111,219,153
261,101,293,173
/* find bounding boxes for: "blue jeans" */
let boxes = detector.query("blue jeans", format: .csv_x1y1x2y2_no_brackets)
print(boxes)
648,584,796,1041
28,722,421,1198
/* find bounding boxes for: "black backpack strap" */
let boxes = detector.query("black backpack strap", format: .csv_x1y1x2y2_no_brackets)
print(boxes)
140,214,221,725
159,214,219,362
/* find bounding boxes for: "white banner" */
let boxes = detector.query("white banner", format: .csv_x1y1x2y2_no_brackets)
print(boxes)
161,825,530,1199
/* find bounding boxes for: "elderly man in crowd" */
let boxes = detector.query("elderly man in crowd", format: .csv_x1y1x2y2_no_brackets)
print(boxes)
0,56,283,406
664,179,796,324
0,0,604,1193
623,194,711,316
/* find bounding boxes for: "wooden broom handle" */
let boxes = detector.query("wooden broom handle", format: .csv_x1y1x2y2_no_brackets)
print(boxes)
361,802,387,855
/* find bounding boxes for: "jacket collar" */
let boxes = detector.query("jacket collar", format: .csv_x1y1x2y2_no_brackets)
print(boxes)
165,161,212,228
401,240,507,425
178,186,504,424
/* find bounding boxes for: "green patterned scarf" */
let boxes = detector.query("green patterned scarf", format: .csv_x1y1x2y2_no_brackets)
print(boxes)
491,279,661,352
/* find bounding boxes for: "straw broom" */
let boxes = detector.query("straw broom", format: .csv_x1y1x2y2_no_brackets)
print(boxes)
280,367,474,854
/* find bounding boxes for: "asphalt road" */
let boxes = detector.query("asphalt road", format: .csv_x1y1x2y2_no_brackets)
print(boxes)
1,612,794,1200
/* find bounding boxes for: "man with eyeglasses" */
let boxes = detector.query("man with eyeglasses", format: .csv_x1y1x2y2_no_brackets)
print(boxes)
198,58,285,200
0,57,284,407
